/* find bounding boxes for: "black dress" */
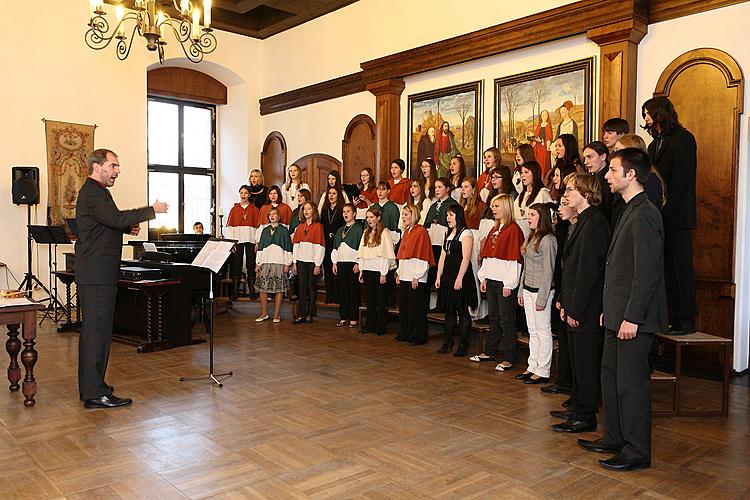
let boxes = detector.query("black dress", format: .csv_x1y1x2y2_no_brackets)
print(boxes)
322,206,345,303
440,228,477,351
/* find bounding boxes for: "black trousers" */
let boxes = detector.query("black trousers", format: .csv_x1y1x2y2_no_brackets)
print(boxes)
664,228,697,327
336,262,360,321
555,320,572,390
485,279,517,362
601,329,654,460
323,250,338,304
231,243,255,295
297,261,316,318
444,301,471,349
568,329,604,424
398,281,429,342
363,271,387,335
78,284,118,400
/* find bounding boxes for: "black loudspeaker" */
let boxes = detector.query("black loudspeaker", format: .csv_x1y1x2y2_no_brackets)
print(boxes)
12,166,40,205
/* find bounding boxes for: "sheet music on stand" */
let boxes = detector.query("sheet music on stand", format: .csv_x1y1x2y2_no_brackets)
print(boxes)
191,238,237,273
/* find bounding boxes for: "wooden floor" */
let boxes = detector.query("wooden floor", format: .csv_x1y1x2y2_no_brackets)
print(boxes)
1,302,749,499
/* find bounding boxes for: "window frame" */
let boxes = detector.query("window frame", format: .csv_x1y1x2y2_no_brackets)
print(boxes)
147,96,216,234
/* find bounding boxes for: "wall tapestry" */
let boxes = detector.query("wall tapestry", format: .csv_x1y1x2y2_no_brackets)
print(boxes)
44,119,96,228
494,58,594,173
407,81,482,179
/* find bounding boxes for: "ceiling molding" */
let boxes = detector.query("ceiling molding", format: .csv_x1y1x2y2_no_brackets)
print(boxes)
259,72,365,115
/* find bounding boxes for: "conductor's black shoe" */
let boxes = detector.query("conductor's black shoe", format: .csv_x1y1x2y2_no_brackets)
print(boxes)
577,438,622,454
550,410,575,420
541,385,571,395
291,317,305,325
552,420,597,433
599,452,650,471
84,394,132,409
304,316,313,324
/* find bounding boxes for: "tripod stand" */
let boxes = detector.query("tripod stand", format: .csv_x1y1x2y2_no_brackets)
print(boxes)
17,207,61,311
30,225,72,325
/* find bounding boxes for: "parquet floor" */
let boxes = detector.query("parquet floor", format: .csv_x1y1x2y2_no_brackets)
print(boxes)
1,302,748,499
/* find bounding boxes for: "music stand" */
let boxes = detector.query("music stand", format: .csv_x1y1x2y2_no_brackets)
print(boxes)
179,237,237,387
24,225,70,323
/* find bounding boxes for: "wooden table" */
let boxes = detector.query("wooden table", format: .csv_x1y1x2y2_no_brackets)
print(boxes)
654,331,733,417
1,302,45,406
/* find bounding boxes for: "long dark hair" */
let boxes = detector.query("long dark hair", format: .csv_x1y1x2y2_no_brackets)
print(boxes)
555,134,582,171
515,143,535,171
266,185,283,204
326,170,345,205
642,96,681,137
445,204,468,242
418,157,437,199
322,186,343,215
450,155,466,189
549,165,577,202
524,202,554,253
518,161,544,208
358,167,375,192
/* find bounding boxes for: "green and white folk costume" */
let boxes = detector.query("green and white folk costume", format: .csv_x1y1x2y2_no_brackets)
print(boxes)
254,223,293,294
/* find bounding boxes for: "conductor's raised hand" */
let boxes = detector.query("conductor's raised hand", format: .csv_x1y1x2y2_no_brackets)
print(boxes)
152,199,169,213
129,224,140,236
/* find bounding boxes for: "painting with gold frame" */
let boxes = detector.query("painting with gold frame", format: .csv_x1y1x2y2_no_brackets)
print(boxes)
407,81,482,179
494,58,594,173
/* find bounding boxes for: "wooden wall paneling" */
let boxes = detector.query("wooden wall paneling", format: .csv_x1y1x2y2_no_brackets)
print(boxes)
342,114,376,185
649,0,749,23
147,67,227,105
291,153,342,203
367,79,405,181
261,131,287,189
654,48,744,344
259,73,366,115
587,19,647,129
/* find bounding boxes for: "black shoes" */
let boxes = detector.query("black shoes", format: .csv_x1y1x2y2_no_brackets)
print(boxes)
541,385,571,395
453,345,468,357
599,452,650,471
515,372,532,380
552,420,597,433
550,410,576,420
577,438,622,454
84,394,132,409
524,376,550,385
291,317,305,325
304,317,313,324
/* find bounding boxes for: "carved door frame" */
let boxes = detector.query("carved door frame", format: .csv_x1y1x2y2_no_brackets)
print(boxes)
261,131,288,186
342,114,376,181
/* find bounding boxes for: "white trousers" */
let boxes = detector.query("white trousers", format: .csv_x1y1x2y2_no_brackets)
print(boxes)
522,288,554,378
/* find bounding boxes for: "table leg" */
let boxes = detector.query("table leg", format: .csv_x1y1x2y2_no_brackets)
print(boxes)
722,343,730,417
20,312,37,407
6,323,21,392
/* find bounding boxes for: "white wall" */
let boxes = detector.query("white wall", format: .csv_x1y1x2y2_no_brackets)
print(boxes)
637,2,750,370
0,0,262,290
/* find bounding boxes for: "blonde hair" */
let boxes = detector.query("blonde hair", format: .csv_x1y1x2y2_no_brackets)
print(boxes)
616,134,648,152
284,164,302,191
249,168,265,186
401,203,420,229
490,193,514,228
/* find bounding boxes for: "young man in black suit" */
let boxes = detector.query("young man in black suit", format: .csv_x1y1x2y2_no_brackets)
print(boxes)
552,173,610,434
75,149,168,408
578,148,668,471
643,96,697,334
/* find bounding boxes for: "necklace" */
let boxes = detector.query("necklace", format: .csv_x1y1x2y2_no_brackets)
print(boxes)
342,223,354,239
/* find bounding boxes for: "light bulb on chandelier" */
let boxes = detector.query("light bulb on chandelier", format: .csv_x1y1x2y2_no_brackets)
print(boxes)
85,0,217,64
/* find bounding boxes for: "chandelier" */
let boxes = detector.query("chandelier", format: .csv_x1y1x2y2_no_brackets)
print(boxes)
85,0,217,64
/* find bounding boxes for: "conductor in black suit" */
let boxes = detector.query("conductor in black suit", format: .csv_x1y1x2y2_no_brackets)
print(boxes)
643,97,697,334
578,148,668,471
75,149,168,408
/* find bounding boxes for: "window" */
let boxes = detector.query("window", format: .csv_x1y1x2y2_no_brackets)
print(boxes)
147,97,215,235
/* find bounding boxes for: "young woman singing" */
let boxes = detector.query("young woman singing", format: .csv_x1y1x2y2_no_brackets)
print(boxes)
291,202,325,324
332,203,364,328
357,205,396,336
254,207,293,323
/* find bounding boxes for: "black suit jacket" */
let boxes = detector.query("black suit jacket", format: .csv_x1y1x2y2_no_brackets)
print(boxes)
648,125,697,229
595,167,614,225
75,178,155,285
561,206,610,332
602,192,668,332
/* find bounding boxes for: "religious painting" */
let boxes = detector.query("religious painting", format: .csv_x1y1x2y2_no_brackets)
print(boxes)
407,81,482,179
494,58,594,174
44,119,96,234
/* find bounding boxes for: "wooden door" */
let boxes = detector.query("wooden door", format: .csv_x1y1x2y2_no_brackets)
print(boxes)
291,153,342,204
654,48,744,343
342,114,376,185
261,131,287,188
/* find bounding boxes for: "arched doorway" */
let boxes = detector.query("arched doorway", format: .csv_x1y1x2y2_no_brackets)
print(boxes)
342,114,376,185
261,131,287,189
292,153,343,203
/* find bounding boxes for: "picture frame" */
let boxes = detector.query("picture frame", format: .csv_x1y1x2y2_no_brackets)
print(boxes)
407,81,482,180
494,58,594,173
